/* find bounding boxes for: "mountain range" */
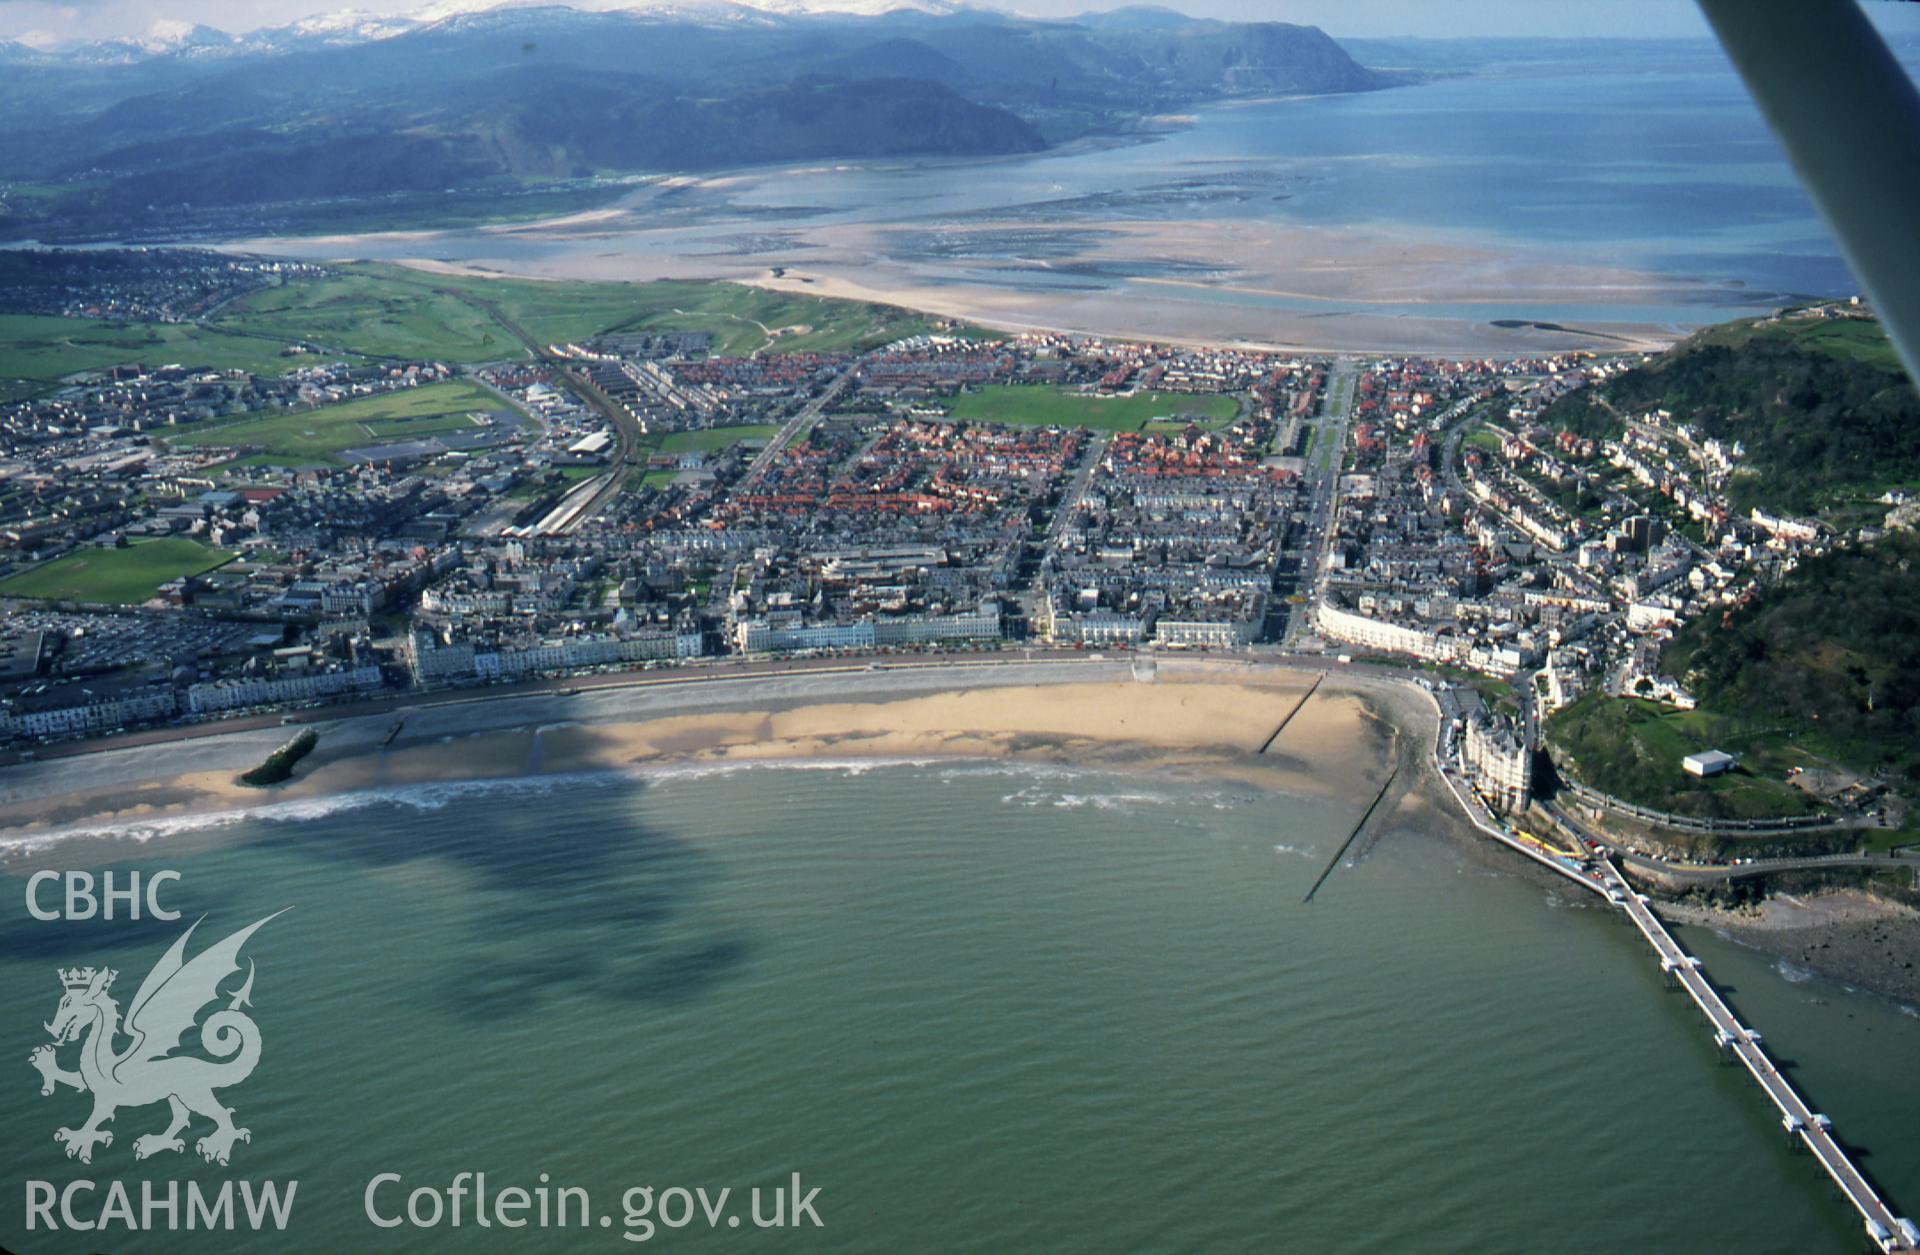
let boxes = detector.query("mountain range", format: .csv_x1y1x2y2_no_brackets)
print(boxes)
0,3,1388,241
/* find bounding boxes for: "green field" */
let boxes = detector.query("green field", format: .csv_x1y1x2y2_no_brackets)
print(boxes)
1461,427,1502,456
0,537,235,604
945,386,1238,432
1547,693,1826,821
213,271,512,363
1697,313,1900,370
211,264,967,363
0,313,323,394
169,380,516,465
652,425,780,455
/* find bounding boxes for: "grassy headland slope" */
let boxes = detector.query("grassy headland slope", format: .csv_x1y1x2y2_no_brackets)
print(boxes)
1664,530,1920,784
1548,532,1920,831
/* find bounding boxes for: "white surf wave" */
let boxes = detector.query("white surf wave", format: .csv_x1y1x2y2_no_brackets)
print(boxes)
1775,959,1816,985
0,756,976,853
0,772,631,854
3,754,1274,854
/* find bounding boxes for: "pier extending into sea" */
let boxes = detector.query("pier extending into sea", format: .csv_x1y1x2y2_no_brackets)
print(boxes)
1433,748,1917,1252
1604,856,1914,1251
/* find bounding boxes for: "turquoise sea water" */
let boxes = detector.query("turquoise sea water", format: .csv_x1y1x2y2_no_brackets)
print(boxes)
2,761,1915,1253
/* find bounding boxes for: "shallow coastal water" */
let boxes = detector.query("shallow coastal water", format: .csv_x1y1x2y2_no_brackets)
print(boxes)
240,42,1913,351
2,762,1915,1252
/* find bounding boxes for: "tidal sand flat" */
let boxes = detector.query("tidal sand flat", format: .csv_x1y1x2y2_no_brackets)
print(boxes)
229,47,1861,356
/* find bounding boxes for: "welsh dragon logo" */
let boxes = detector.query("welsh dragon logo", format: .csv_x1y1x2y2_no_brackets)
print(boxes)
29,911,285,1166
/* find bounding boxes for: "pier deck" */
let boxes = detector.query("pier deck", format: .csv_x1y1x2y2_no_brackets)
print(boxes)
1605,857,1912,1252
1433,745,1914,1251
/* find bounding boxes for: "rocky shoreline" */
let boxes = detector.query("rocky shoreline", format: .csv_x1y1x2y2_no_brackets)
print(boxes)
1660,891,1920,1006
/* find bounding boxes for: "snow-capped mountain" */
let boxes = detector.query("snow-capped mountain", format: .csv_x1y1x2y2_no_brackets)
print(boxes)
136,19,239,53
14,0,977,64
405,0,964,26
49,19,240,62
246,8,424,49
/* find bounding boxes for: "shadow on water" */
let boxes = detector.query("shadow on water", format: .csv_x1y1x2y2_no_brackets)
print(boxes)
235,765,754,1020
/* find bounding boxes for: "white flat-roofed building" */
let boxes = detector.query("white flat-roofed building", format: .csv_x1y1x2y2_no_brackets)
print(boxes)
1682,749,1737,777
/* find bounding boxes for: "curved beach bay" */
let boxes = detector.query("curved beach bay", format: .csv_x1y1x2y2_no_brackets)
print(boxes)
1,662,1915,1252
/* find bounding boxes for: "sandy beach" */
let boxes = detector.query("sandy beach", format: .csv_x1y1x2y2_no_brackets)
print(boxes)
6,655,1913,1005
0,660,1445,856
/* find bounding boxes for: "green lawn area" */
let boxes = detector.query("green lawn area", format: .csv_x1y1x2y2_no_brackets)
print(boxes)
1462,428,1502,456
212,452,324,477
1857,825,1920,855
945,386,1238,432
213,271,511,363
1547,693,1826,820
571,278,960,356
0,314,321,394
213,264,972,364
651,425,780,455
169,380,516,465
0,538,235,604
1699,314,1901,371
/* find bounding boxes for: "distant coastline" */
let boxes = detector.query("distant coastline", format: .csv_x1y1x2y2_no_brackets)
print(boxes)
219,58,1839,362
